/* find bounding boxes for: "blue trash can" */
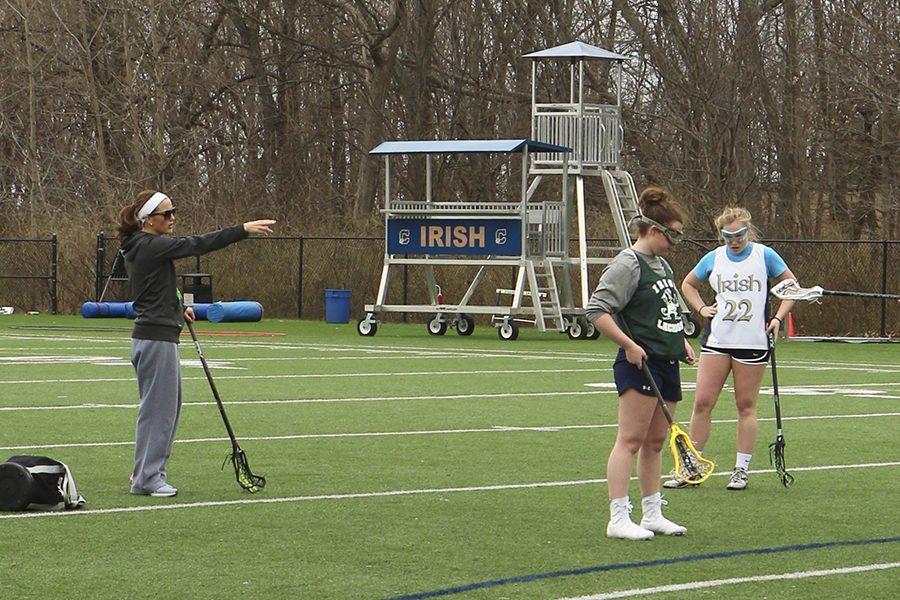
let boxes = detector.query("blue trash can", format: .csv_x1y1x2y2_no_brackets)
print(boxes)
325,289,351,323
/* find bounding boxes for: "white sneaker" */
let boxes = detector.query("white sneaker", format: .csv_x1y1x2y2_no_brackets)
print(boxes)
150,484,178,497
640,494,687,536
606,498,655,540
726,468,749,491
132,483,178,497
662,477,699,489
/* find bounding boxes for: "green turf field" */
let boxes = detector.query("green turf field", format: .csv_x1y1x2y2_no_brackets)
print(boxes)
0,314,897,599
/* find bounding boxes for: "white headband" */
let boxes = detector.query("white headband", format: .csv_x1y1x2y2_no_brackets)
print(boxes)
138,192,170,222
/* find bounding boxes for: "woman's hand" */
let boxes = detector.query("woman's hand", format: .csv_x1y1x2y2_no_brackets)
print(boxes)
699,303,717,319
766,317,781,336
625,342,648,368
683,339,696,365
244,219,276,235
183,306,195,323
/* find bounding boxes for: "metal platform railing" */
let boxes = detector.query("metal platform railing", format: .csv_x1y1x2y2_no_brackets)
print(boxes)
526,201,565,257
383,201,521,215
531,103,622,170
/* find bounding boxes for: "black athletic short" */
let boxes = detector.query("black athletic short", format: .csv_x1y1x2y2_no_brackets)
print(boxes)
613,349,683,402
700,345,770,365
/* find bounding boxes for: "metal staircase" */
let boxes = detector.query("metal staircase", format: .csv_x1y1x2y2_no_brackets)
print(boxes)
526,259,565,331
601,169,640,250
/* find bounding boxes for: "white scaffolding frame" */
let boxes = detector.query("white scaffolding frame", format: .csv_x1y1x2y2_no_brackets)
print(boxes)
358,139,593,340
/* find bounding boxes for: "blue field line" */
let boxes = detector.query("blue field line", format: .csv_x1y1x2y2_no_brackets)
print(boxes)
385,536,900,600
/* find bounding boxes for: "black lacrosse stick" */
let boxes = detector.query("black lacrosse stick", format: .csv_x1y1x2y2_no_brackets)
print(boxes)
767,330,794,488
186,320,266,493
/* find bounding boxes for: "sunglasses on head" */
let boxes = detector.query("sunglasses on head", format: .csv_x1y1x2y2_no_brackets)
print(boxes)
721,226,748,240
638,216,684,245
148,207,177,219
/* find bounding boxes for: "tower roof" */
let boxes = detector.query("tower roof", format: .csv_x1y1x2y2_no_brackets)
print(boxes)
370,139,571,155
522,41,628,61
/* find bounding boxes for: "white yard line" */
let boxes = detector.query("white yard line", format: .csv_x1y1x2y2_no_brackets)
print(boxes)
558,562,900,599
7,333,896,365
1,412,896,451
0,390,607,411
0,367,606,385
0,353,609,366
0,461,897,521
3,363,900,385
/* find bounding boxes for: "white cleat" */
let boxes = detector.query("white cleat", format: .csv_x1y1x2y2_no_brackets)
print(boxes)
640,493,687,536
641,514,687,536
607,498,655,540
607,518,656,540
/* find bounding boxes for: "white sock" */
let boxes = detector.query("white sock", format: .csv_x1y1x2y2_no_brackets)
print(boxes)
642,492,661,506
736,452,752,471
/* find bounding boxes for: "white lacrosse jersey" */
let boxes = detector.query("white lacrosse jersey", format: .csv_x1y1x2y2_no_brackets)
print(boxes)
706,243,768,349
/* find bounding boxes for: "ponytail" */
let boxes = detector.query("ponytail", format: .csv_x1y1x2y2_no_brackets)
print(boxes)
116,190,157,241
635,187,685,235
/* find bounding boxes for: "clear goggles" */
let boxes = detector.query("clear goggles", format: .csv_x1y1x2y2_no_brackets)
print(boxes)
720,226,749,241
639,216,684,245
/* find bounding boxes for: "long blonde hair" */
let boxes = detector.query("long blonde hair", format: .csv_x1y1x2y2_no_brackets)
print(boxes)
715,207,759,242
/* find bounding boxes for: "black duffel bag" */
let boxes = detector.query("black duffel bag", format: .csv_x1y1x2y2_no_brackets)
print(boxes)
0,455,85,511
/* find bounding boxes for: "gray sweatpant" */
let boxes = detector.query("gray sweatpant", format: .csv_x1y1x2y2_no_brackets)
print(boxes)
130,338,182,493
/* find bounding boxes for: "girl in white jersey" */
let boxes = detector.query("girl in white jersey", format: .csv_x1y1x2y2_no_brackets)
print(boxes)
665,207,796,490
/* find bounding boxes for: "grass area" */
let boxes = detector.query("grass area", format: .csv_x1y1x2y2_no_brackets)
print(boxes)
0,314,898,599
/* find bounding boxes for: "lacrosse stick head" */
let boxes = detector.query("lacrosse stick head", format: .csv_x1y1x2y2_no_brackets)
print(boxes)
670,424,715,484
225,448,266,493
769,436,794,488
770,279,824,303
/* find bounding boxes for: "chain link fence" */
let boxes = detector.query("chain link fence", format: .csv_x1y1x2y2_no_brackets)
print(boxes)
649,239,897,338
93,234,897,338
0,235,58,313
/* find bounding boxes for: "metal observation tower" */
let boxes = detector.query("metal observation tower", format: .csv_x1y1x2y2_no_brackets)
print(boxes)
357,41,651,341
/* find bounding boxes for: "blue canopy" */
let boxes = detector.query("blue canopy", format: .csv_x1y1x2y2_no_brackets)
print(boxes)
370,139,571,155
523,41,628,61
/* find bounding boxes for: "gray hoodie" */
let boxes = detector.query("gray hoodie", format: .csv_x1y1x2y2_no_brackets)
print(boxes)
120,225,248,342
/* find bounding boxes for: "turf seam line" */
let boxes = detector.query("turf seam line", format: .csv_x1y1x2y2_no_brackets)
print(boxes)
558,561,900,599
384,540,900,600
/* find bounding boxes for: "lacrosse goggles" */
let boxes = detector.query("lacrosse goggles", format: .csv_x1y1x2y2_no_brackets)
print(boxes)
631,215,685,245
720,226,749,243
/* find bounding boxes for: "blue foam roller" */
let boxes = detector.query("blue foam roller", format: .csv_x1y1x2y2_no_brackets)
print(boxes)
206,301,263,323
82,302,133,318
125,302,137,319
190,303,212,321
81,302,103,318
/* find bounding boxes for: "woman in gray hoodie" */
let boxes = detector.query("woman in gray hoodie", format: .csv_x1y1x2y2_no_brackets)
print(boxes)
116,189,274,497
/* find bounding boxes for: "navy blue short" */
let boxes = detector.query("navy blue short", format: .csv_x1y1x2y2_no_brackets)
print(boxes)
613,349,683,402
